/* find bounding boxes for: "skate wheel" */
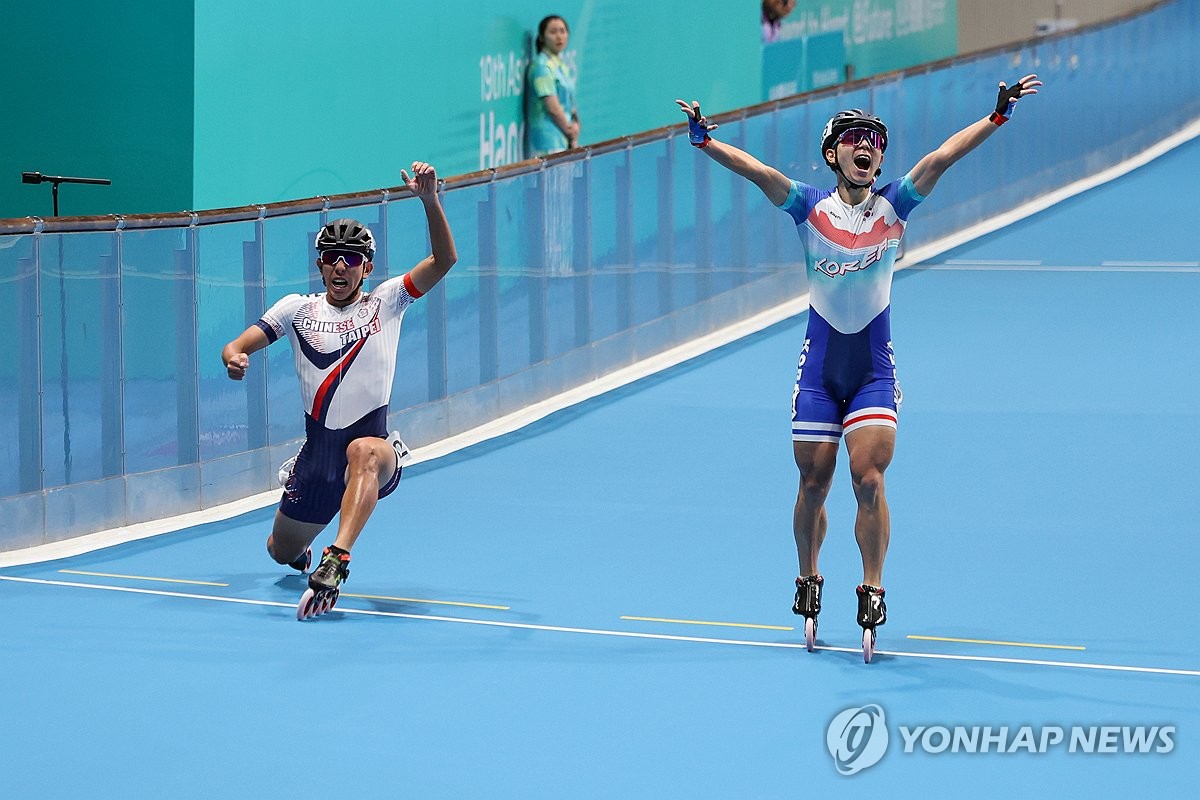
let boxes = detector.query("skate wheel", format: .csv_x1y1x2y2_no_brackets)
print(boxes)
804,617,817,652
862,627,876,664
297,588,317,621
318,592,335,616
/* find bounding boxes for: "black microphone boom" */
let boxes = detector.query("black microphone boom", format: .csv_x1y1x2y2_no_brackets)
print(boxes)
22,171,111,186
20,170,111,215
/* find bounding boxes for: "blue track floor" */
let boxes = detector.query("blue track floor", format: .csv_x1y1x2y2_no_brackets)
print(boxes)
3,138,1199,798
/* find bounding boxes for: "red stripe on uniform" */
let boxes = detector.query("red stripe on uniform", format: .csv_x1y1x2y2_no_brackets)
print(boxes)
809,210,906,250
310,337,367,418
843,412,896,426
403,272,424,299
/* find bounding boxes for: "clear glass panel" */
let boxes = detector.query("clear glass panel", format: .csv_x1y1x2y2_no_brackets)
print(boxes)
541,160,583,359
670,137,700,311
588,148,628,342
386,194,436,409
494,172,540,379
440,183,487,395
0,234,39,495
196,219,266,458
40,231,118,488
123,226,195,474
708,117,744,298
630,140,669,326
741,111,795,280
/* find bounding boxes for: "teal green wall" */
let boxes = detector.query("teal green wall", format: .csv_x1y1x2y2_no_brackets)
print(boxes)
0,1,194,219
764,1,958,97
191,0,764,210
0,1,955,217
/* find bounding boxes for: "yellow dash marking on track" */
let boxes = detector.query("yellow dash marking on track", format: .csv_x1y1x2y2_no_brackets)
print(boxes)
622,615,794,631
342,593,510,611
908,634,1085,651
58,569,229,587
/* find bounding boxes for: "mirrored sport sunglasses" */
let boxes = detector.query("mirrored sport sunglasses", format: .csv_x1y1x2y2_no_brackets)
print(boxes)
318,249,368,268
838,127,885,149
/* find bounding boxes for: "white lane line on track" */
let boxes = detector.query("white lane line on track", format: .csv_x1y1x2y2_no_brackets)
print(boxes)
915,263,1200,273
1100,260,1200,267
943,259,1043,266
4,575,1198,678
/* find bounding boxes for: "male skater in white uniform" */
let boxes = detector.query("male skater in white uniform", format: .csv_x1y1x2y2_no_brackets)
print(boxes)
221,162,457,619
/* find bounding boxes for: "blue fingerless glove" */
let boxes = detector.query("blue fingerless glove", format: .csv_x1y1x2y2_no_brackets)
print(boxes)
688,104,711,148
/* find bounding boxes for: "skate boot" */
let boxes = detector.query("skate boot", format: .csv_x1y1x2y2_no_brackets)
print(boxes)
297,547,350,621
287,548,312,574
792,574,824,652
856,584,887,663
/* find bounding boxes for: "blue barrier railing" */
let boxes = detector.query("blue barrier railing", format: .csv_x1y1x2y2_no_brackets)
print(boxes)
1,0,1196,552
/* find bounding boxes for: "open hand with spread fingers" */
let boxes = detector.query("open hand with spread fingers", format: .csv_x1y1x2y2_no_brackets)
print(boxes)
675,99,719,147
992,74,1043,124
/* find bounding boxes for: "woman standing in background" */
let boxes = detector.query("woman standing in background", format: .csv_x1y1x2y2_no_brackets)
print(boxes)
525,15,579,157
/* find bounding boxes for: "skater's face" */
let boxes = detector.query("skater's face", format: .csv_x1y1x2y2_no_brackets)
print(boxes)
316,249,374,306
827,127,884,185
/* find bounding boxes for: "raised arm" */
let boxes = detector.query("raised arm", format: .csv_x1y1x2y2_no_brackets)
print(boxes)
402,162,459,296
675,99,793,207
909,74,1042,197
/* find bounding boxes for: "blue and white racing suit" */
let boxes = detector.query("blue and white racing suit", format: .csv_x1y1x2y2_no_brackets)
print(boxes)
781,174,925,442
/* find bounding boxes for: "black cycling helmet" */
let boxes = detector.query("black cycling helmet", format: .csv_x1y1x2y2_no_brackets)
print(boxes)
820,109,889,158
315,218,376,259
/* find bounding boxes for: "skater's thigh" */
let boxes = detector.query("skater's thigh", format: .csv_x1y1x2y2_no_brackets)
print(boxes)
270,510,326,558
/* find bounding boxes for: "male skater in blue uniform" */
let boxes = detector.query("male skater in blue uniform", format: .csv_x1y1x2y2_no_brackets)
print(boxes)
676,74,1042,660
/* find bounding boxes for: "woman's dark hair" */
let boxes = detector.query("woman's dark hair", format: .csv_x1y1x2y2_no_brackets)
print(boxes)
535,15,568,52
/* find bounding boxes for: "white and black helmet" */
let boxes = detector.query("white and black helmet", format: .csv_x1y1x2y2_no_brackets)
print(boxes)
820,109,889,157
315,218,376,258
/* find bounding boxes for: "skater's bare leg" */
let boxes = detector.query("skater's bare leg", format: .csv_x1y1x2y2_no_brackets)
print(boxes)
331,436,399,552
792,439,838,577
845,425,894,588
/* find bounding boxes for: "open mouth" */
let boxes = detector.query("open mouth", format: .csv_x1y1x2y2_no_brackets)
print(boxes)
853,153,872,170
330,278,349,289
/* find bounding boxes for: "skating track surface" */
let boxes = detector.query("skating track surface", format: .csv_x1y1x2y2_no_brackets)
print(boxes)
3,138,1199,797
